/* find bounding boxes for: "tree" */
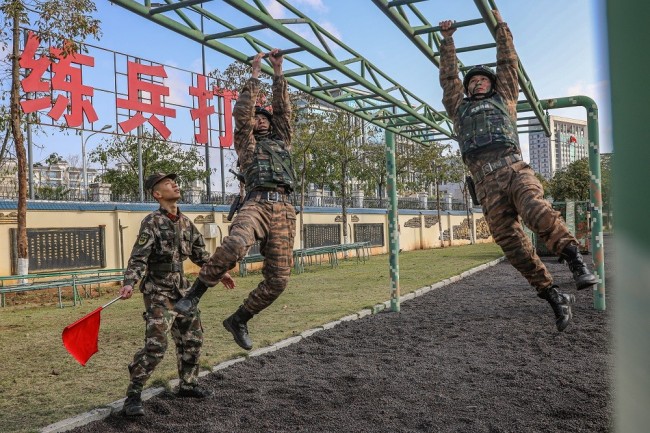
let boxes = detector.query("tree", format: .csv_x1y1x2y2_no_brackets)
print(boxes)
1,0,100,275
45,152,64,165
291,100,331,247
548,158,590,201
89,132,209,199
317,109,366,247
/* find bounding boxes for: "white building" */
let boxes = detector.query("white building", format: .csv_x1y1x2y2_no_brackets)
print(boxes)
528,116,589,179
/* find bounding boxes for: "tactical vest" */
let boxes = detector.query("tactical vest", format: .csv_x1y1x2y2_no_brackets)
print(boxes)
243,137,296,193
457,94,520,158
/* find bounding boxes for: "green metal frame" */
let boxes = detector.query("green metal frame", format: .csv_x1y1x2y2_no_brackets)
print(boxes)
372,0,551,136
112,0,455,146
112,0,605,311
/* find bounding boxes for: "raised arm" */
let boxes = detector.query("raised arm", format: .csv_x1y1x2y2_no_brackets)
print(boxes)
268,48,292,148
438,20,465,128
233,53,264,165
493,10,520,117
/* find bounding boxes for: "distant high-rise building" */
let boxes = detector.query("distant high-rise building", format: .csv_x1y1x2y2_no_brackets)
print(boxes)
528,116,589,179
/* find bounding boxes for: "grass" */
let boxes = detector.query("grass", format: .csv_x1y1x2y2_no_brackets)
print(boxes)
0,243,502,433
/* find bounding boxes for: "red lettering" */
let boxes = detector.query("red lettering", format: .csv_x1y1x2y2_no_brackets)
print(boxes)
116,61,176,139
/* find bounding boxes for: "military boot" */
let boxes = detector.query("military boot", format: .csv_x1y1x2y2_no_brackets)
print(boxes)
538,285,575,332
174,279,209,316
223,305,254,350
560,244,598,290
123,393,144,417
177,384,213,398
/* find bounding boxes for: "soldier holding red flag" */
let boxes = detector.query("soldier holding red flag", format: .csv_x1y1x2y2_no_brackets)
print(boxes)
119,173,235,417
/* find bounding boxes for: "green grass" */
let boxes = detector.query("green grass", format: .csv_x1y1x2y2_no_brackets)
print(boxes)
0,243,502,433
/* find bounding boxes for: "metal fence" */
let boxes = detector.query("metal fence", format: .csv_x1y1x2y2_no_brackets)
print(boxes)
0,185,469,211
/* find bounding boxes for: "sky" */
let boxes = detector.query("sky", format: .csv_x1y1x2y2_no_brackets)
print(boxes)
24,0,611,190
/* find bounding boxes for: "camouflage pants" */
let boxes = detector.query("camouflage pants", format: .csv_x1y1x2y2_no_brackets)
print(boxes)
126,293,203,396
475,160,577,292
199,198,297,314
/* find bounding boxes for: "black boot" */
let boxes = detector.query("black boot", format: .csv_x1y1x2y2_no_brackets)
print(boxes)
174,279,209,316
123,392,144,417
560,244,598,290
223,305,254,350
538,285,575,332
177,384,213,398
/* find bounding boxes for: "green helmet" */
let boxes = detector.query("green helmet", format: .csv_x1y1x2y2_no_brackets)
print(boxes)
463,65,497,92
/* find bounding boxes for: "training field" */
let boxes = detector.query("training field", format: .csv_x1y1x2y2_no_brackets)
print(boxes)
65,236,612,433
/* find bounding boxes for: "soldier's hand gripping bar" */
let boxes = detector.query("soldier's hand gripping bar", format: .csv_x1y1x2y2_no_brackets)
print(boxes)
245,47,304,61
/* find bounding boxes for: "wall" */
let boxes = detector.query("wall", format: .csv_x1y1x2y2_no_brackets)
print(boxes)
0,201,492,276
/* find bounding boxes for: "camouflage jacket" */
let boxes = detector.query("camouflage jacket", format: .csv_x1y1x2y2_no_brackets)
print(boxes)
439,22,520,172
233,75,292,173
123,208,210,298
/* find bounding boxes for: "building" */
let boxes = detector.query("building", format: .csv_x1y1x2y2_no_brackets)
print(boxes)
528,116,589,179
0,158,100,199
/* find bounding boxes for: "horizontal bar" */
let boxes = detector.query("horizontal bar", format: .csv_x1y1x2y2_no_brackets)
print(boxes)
149,0,207,14
245,47,304,61
454,42,497,54
204,24,266,40
311,81,358,92
335,93,378,102
413,18,485,35
374,112,410,120
354,103,394,113
284,65,335,77
459,62,496,72
387,0,427,7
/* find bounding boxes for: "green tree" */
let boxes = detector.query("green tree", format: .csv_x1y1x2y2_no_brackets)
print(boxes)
45,152,64,165
317,109,366,246
89,132,209,199
600,153,613,225
34,184,69,200
549,158,590,201
1,0,100,274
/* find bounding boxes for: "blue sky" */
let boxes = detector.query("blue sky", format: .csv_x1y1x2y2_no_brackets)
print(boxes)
29,0,610,186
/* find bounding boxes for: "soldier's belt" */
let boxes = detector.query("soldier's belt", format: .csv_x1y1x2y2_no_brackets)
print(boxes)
472,154,522,183
148,262,183,273
248,190,289,203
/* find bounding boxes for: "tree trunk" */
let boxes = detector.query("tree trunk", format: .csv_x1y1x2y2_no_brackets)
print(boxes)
300,152,307,249
463,182,474,244
436,179,444,248
11,13,29,275
341,158,349,258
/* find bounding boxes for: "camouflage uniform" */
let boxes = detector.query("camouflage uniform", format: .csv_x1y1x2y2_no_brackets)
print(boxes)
124,208,210,396
439,22,577,292
198,74,296,314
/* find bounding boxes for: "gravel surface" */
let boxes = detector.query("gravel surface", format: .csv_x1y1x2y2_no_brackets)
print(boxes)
70,236,612,433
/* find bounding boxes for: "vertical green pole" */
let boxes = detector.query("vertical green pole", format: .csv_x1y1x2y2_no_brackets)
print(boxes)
385,131,400,312
584,101,605,310
608,1,650,431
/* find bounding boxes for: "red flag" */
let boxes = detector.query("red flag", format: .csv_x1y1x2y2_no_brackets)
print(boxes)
62,307,103,366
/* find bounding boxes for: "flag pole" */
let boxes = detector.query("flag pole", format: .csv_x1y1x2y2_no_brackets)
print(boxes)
102,296,123,309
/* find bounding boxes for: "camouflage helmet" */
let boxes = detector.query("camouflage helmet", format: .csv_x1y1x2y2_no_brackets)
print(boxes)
254,106,273,121
463,65,497,92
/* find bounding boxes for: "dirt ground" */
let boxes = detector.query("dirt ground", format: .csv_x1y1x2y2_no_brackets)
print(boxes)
71,236,613,433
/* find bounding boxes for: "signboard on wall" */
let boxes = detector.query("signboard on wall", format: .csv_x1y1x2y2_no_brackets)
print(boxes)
354,223,385,247
304,224,341,248
10,227,106,273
